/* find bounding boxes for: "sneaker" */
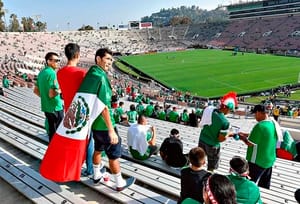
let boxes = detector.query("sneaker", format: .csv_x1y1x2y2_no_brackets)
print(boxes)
93,167,107,184
116,177,136,192
81,171,93,178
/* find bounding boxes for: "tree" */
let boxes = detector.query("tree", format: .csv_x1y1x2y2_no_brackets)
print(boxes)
21,17,34,32
9,13,20,32
35,21,46,32
0,0,5,31
78,25,94,31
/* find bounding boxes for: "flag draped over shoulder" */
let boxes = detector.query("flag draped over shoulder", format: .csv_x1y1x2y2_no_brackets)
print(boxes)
40,81,105,182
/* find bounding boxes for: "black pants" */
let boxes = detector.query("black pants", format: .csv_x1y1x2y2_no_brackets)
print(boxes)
45,110,64,142
249,162,273,189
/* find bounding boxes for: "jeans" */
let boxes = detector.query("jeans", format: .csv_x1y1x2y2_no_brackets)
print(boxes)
85,133,94,175
44,110,64,142
249,162,272,189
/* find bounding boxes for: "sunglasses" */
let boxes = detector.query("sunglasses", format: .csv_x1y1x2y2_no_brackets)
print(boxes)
49,59,60,63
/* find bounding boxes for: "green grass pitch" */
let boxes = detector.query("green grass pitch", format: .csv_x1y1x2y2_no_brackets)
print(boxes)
120,49,299,98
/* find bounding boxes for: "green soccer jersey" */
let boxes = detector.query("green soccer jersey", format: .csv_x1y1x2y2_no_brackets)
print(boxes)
199,110,229,147
81,65,115,130
181,112,189,122
228,174,262,204
145,104,154,117
246,120,277,168
136,103,145,115
158,110,166,120
36,66,63,113
169,111,179,123
127,110,138,123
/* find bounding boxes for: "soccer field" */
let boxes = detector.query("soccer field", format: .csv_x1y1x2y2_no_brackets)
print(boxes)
120,49,299,98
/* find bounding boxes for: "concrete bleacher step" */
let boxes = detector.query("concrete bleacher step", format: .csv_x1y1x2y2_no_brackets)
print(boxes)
0,100,45,128
3,86,300,203
0,95,44,118
116,124,299,204
0,114,178,203
0,147,87,204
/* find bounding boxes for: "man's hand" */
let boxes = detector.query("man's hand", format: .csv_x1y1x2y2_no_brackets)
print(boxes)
109,129,118,144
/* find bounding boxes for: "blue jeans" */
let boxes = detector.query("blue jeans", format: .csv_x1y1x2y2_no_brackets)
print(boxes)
85,133,94,175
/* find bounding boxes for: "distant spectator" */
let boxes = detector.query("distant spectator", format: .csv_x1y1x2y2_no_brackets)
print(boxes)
127,104,138,125
168,106,179,123
145,101,154,117
159,128,188,168
119,114,130,127
2,75,10,88
276,130,300,161
180,109,189,125
136,101,144,115
0,87,4,96
178,147,211,203
113,101,124,123
203,174,236,204
157,106,166,120
127,115,158,160
272,106,280,121
189,109,198,127
228,156,262,204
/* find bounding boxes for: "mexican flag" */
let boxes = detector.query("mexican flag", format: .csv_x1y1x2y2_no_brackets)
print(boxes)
40,84,105,182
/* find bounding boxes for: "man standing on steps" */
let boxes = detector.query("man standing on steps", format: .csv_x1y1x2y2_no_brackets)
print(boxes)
34,52,63,142
84,48,135,191
198,92,238,172
57,43,94,177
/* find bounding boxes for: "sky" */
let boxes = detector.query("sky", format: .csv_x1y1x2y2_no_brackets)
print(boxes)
2,0,231,31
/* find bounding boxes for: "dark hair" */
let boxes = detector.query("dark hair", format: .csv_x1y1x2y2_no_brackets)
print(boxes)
295,189,300,203
189,147,206,168
137,114,146,124
64,43,80,60
45,52,59,65
94,48,113,64
252,104,266,113
130,104,136,111
230,156,249,174
119,101,124,106
170,128,179,137
206,174,236,204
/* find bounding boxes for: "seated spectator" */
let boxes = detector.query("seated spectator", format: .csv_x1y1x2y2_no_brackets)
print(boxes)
127,104,138,125
0,87,4,96
276,130,300,161
227,156,262,204
203,174,237,204
178,147,211,204
168,106,179,123
189,109,198,127
119,114,130,127
160,128,188,168
2,75,10,88
180,109,189,125
145,101,154,117
127,115,158,160
136,101,144,115
157,106,166,120
113,101,124,123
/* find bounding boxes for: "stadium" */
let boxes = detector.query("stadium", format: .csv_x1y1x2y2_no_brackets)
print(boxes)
1,0,300,203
